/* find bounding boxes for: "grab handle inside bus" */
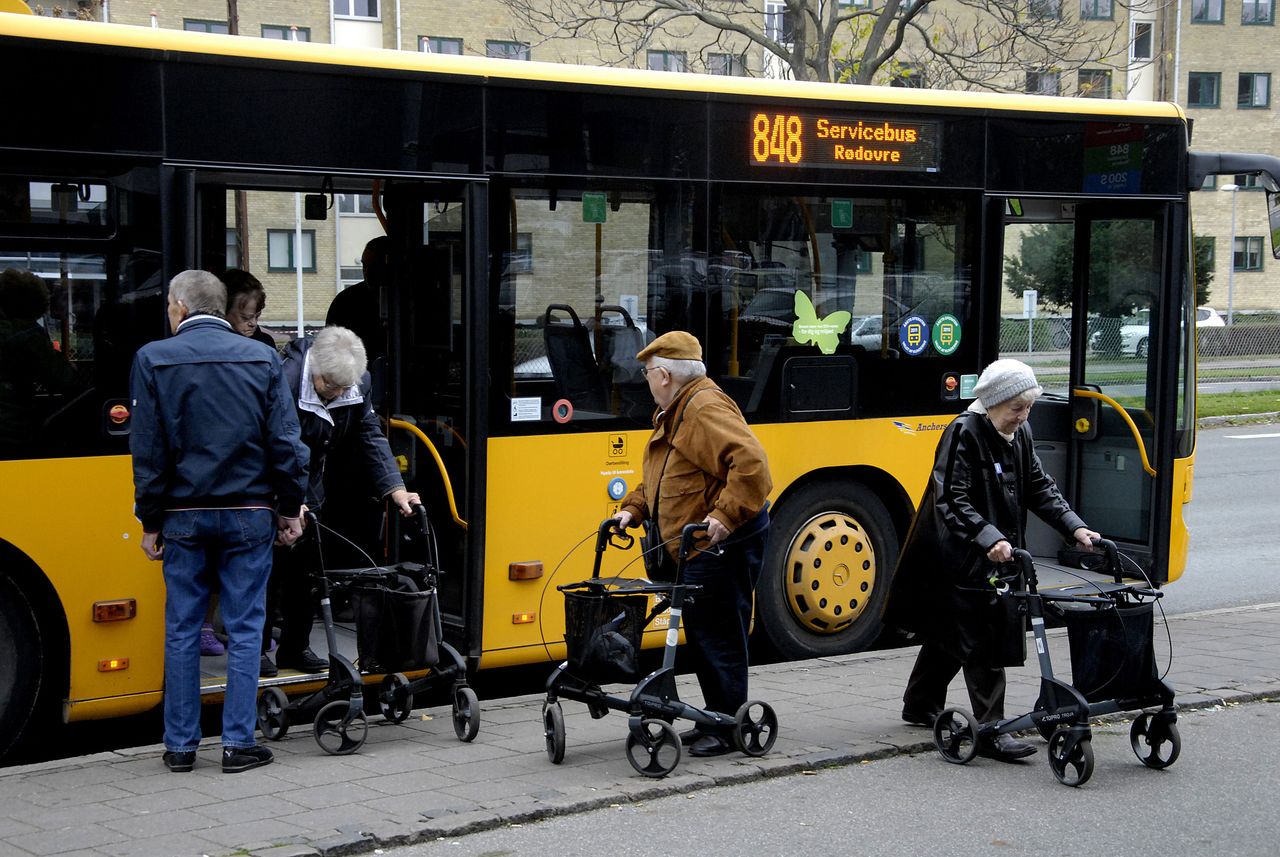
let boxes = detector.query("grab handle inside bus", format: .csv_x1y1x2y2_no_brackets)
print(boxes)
389,418,467,529
1072,387,1156,477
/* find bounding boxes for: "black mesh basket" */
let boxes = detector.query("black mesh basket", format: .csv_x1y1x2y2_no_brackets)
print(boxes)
347,575,440,673
563,587,649,684
1063,599,1159,703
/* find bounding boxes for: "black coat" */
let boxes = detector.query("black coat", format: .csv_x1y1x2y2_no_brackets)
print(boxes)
886,410,1085,664
282,337,402,514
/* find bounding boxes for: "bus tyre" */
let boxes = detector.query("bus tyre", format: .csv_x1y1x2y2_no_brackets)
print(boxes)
0,576,43,761
756,482,898,660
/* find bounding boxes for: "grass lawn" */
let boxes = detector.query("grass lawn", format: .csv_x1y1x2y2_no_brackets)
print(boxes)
1197,390,1280,419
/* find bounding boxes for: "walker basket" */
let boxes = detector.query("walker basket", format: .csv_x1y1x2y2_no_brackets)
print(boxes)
562,586,648,684
1063,598,1159,703
347,572,441,673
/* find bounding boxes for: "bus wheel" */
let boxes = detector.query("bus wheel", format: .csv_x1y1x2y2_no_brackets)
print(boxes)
756,482,898,660
0,576,43,761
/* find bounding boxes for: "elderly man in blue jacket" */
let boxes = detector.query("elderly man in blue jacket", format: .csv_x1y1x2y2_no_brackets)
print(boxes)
130,270,308,774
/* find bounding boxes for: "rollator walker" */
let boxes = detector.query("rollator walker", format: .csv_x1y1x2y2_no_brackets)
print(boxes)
542,519,778,778
933,540,1180,786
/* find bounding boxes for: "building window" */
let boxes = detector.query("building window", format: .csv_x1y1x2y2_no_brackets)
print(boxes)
421,36,463,54
1188,72,1222,107
262,25,311,41
1191,0,1224,20
1079,69,1111,98
1201,174,1218,189
1234,236,1264,271
184,19,229,34
647,50,687,73
840,0,872,7
226,229,241,269
764,2,796,42
337,194,377,215
1238,72,1271,108
486,40,530,61
708,53,747,75
334,0,378,18
267,230,317,273
1233,173,1264,190
1031,0,1062,19
1242,0,1274,22
1080,0,1113,18
1130,21,1153,60
1026,71,1061,96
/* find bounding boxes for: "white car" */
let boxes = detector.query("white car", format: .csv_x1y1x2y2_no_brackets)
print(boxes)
1197,306,1225,328
1092,306,1224,357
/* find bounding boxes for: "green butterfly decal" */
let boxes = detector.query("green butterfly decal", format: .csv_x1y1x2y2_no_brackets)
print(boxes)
791,291,851,355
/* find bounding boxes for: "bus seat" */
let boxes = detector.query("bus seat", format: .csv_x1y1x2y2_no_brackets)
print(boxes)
543,304,609,412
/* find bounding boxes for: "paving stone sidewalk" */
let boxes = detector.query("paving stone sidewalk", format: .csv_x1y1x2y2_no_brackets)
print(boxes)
3,602,1278,857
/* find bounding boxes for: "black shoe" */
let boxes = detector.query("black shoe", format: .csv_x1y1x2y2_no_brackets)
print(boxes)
259,654,278,678
679,727,708,746
977,733,1037,762
276,647,327,674
901,709,941,728
359,657,386,676
162,750,195,772
222,744,273,773
688,734,733,757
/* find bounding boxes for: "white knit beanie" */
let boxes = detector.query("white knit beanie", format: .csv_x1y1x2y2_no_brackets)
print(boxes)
972,359,1042,409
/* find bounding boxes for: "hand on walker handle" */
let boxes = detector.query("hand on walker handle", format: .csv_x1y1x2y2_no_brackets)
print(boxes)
1074,527,1102,550
986,539,1013,564
390,488,421,517
613,510,634,529
703,516,730,546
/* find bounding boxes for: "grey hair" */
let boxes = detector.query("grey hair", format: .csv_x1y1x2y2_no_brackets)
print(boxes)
649,355,706,385
310,326,367,388
169,270,227,318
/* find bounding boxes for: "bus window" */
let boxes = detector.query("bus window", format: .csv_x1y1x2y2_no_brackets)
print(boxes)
714,189,976,419
498,182,696,429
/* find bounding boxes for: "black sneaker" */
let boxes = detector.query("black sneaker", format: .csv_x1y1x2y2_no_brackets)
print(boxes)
276,647,327,674
162,750,195,772
222,744,273,773
259,654,278,678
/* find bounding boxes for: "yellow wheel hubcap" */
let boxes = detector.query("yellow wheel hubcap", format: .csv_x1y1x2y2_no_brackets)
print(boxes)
783,511,876,634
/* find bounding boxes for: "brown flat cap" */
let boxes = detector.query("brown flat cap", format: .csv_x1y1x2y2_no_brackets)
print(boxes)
636,330,703,362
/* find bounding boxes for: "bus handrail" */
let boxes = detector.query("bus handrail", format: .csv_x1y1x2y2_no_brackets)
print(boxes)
1072,387,1156,477
389,417,468,529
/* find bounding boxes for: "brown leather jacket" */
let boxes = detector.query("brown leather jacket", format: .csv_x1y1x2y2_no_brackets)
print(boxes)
620,377,772,560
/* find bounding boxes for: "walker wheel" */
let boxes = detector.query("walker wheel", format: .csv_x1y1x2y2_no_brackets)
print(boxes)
256,687,289,741
313,700,368,755
543,701,566,764
732,700,778,757
1048,728,1094,786
933,708,979,764
378,673,413,724
1130,713,1181,769
452,685,480,743
625,718,681,778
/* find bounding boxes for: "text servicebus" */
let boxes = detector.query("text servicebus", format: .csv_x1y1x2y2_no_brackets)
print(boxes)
1,12,1278,760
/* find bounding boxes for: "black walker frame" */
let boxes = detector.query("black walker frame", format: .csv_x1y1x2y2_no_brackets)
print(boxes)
542,520,779,778
933,540,1180,786
255,505,479,755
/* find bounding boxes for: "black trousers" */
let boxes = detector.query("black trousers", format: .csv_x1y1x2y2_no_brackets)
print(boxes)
903,639,1007,723
262,537,317,656
679,510,769,724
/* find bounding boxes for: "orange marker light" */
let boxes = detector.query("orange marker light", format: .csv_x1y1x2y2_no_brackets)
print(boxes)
509,561,543,581
93,599,137,622
97,657,129,672
512,612,536,624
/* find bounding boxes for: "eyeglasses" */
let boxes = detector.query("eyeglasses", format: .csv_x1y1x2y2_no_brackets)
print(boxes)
641,365,663,378
315,376,347,397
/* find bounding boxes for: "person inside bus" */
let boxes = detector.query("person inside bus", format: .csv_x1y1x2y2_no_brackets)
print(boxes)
613,331,772,758
259,324,420,677
220,268,277,350
0,267,78,455
130,269,307,774
888,358,1100,762
326,236,389,365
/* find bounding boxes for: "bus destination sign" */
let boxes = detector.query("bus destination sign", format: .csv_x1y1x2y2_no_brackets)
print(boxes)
749,111,940,172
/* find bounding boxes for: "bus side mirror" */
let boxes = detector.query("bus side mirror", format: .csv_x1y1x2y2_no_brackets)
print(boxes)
1267,189,1280,260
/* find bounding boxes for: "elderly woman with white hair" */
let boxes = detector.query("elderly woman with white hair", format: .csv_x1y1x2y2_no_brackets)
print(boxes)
887,359,1100,762
260,325,419,676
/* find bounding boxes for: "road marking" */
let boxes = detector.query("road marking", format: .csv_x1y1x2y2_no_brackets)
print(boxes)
1224,432,1280,439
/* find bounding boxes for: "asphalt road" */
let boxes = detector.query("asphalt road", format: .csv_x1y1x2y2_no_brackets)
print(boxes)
385,701,1280,857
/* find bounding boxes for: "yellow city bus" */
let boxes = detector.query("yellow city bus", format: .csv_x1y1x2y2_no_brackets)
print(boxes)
1,11,1278,760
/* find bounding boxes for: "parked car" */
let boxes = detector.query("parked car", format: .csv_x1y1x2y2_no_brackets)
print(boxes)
1197,306,1225,328
1091,305,1225,358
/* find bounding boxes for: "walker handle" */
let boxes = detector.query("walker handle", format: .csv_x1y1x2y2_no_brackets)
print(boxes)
1090,537,1123,583
678,522,711,562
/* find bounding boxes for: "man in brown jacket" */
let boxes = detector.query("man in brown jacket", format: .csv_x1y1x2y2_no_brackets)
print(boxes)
614,331,772,757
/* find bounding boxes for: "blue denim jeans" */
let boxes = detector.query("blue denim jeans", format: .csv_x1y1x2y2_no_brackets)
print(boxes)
161,508,274,752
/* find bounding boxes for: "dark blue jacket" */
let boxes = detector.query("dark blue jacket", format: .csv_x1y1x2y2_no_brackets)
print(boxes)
129,316,308,532
282,337,402,513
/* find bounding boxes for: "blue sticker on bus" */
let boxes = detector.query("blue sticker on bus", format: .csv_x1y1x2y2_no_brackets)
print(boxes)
898,315,930,356
607,477,628,500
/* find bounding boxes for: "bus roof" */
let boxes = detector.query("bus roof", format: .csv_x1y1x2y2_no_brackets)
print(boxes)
1,12,1186,122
